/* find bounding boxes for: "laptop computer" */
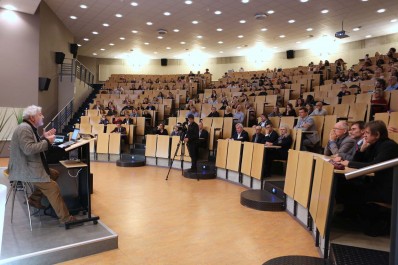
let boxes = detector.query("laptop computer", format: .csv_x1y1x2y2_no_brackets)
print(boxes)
58,128,80,148
54,135,65,144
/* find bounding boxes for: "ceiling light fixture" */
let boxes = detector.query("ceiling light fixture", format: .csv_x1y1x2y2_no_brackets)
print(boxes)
261,28,267,31
279,35,285,38
173,29,180,32
109,43,115,46
267,10,274,14
391,19,398,23
120,37,125,40
365,35,372,38
238,35,244,38
115,14,123,18
239,20,246,23
241,0,249,3
166,47,171,50
180,42,186,44
219,51,224,53
83,38,89,41
70,16,77,19
377,8,386,13
185,0,193,4
321,9,329,14
77,44,82,47
157,36,163,39
353,27,360,31
300,0,309,2
214,11,222,15
288,19,295,23
217,28,223,31
296,41,301,43
144,42,149,45
103,23,109,27
197,35,203,38
306,28,313,31
93,53,97,56
4,5,16,11
92,31,98,34
132,30,138,33
147,22,153,25
218,41,223,44
80,4,88,9
192,20,199,24
100,48,105,51
131,2,138,6
164,12,171,16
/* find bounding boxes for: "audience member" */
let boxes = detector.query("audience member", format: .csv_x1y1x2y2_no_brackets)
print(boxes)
224,106,233,117
198,122,209,148
385,76,398,91
324,121,356,160
233,105,245,123
252,126,266,143
269,106,282,117
186,106,200,118
370,88,388,115
264,123,279,144
207,106,220,117
231,123,249,142
122,113,133,125
258,113,271,128
294,107,320,151
283,103,297,117
155,123,168,135
310,101,327,116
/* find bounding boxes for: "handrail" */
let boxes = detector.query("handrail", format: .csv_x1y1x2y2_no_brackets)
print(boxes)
43,98,74,132
344,157,398,179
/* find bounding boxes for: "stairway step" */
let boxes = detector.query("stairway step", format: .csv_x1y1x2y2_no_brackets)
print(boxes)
330,243,389,265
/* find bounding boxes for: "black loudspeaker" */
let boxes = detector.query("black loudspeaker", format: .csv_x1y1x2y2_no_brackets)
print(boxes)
161,58,168,66
286,50,295,59
70,43,78,58
39,77,51,91
55,52,65,64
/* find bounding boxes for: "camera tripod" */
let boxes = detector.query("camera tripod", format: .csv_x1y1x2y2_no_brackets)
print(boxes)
165,138,199,181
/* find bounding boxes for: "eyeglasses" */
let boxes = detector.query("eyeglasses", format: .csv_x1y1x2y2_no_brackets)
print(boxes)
333,127,344,130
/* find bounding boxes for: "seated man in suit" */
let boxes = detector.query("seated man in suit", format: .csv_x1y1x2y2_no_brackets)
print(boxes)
264,124,279,144
155,123,169,135
92,100,105,114
122,113,133,125
294,107,320,151
252,126,265,143
111,121,127,143
207,106,220,117
324,121,356,160
231,123,249,142
198,121,209,148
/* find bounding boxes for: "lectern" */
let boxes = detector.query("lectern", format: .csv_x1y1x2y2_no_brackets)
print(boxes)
60,139,99,229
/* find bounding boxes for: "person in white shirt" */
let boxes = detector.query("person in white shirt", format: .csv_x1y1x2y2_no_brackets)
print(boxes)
310,101,328,116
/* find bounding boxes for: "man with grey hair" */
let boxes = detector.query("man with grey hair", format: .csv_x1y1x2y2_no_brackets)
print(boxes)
8,105,76,224
324,121,356,159
231,123,249,142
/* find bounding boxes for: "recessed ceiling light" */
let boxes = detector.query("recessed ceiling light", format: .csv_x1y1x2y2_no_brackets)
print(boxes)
219,51,224,53
353,27,360,31
214,10,222,15
239,20,246,23
154,52,158,54
321,9,329,14
197,35,203,39
237,46,242,49
306,28,313,31
300,0,309,2
288,19,295,23
377,8,386,13
180,41,186,44
238,35,244,38
157,36,163,39
4,5,16,11
103,23,109,27
164,12,171,16
296,41,301,43
115,14,123,18
83,38,89,41
132,30,138,33
267,10,274,14
130,2,138,6
70,16,77,20
100,48,105,51
173,29,180,32
279,35,285,38
217,28,223,31
273,47,278,49
166,47,171,50
80,4,88,9
77,44,82,47
218,41,223,44
109,43,115,46
92,31,98,35
185,0,192,4
192,20,199,24
366,35,372,38
146,22,153,25
361,0,368,1
241,0,249,3
261,28,267,31
391,19,398,23
201,47,206,49
93,53,97,56
120,37,125,40
144,42,149,45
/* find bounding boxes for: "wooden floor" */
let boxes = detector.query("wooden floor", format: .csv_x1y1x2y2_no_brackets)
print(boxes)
0,159,320,264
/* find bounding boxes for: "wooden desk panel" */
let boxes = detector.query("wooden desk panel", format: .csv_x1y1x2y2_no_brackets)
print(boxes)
212,117,224,129
294,151,315,208
109,133,121,154
96,133,109,154
241,142,254,176
156,135,170,158
215,139,228,168
201,117,213,128
315,161,334,237
283,149,299,197
145,135,157,157
136,117,146,136
295,129,303,151
222,118,233,139
226,141,242,171
309,158,324,220
251,143,265,180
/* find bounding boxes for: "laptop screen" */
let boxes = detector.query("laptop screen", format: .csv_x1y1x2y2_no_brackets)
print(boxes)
71,129,80,141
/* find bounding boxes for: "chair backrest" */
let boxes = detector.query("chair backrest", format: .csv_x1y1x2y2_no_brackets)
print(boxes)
226,140,242,172
156,135,170,158
90,115,101,125
293,151,315,208
80,116,90,124
312,116,325,145
92,124,104,135
374,112,390,127
96,133,110,154
145,134,157,157
269,117,280,128
280,116,295,131
215,139,229,168
109,133,121,155
283,149,300,197
355,93,372,104
341,94,356,104
333,104,350,119
79,123,92,135
322,115,337,148
390,90,398,112
348,103,368,122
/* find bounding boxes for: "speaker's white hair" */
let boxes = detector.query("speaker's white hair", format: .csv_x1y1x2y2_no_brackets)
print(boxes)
23,105,42,120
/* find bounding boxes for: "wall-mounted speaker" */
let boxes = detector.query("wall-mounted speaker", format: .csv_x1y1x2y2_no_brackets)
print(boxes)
70,43,78,58
39,77,51,91
55,52,65,64
161,58,168,66
286,50,295,59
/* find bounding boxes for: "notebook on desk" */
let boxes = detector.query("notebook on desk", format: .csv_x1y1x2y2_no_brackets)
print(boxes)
58,128,80,148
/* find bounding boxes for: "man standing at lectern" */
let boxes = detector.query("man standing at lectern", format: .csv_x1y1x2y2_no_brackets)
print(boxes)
8,105,76,224
184,114,199,172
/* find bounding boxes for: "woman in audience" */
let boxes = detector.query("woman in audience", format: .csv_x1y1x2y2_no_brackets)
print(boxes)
157,92,164,99
370,88,388,116
258,113,271,128
263,124,293,177
337,84,351,103
167,92,174,99
338,121,398,236
224,106,233,117
306,104,314,115
282,103,297,117
106,104,117,116
122,95,131,104
99,115,109,126
304,94,316,106
156,123,168,135
269,106,282,117
375,78,387,90
211,90,218,100
296,98,305,108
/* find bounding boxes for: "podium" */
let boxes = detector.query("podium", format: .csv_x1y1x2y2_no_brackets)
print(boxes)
61,139,99,229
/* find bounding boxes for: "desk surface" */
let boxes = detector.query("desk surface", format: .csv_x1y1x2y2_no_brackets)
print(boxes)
59,160,88,168
65,139,94,152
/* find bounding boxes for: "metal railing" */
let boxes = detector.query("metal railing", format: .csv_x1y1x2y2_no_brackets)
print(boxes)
344,158,398,265
44,99,74,133
60,58,95,85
